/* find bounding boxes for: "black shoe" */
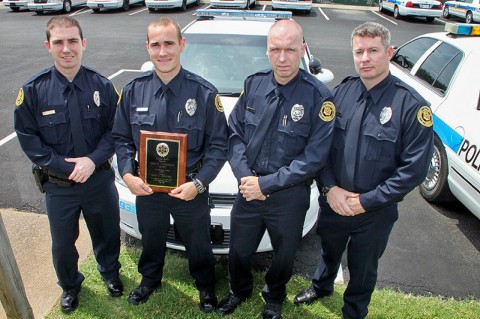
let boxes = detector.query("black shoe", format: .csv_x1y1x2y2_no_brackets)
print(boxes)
263,303,282,319
199,290,218,313
60,286,81,313
294,286,322,305
215,292,246,315
127,284,159,306
104,277,124,297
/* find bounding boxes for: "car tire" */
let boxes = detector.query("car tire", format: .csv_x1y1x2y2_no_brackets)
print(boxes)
466,11,473,23
393,6,401,19
426,17,435,22
35,10,43,14
419,135,456,203
148,6,155,11
378,0,384,12
443,6,450,18
122,0,129,11
62,0,72,13
180,0,186,11
92,8,100,12
10,7,20,11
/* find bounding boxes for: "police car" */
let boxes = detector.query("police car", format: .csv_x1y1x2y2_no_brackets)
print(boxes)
210,0,256,9
271,0,312,14
3,0,29,11
87,0,143,12
443,0,480,24
27,0,86,13
145,0,198,12
389,23,480,220
115,9,334,254
378,0,443,22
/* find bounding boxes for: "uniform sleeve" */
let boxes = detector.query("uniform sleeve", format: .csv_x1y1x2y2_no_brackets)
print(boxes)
88,81,118,166
14,85,75,174
359,97,434,211
112,87,137,177
227,89,256,181
195,91,228,186
259,95,335,194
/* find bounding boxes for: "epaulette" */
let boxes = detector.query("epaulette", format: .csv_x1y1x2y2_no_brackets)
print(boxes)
124,70,154,88
298,69,332,98
340,75,359,84
24,67,52,86
393,77,429,105
83,65,110,81
184,69,217,93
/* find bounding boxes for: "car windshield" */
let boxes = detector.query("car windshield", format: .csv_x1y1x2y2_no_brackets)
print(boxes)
182,33,306,96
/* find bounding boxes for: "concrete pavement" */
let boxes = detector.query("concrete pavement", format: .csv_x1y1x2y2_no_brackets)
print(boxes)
0,209,92,319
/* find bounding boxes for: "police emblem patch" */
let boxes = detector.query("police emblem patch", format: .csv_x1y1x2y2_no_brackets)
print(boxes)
291,104,304,122
417,106,433,127
15,88,24,107
185,98,197,116
93,91,101,107
379,106,392,125
215,94,224,112
156,142,169,158
319,101,336,122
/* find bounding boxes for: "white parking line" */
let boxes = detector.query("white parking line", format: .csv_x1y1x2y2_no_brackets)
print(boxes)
69,8,92,16
129,7,148,15
0,132,17,147
370,10,398,25
318,7,329,21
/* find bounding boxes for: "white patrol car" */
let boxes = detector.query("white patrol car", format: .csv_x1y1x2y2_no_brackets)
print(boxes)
210,0,256,9
378,0,443,22
3,0,29,11
443,0,480,24
87,0,143,12
389,23,480,220
27,0,86,13
271,0,312,14
115,9,334,254
145,0,198,12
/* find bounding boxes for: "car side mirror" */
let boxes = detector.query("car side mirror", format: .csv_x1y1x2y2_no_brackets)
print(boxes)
309,57,323,75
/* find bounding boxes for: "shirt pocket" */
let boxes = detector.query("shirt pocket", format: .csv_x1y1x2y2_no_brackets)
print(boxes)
131,112,156,144
38,111,68,145
244,110,260,143
83,105,103,140
278,121,310,156
174,114,204,150
364,125,399,162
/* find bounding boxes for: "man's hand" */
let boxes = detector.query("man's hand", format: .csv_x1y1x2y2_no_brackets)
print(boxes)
169,182,198,201
65,157,95,183
239,176,267,201
123,173,153,196
326,186,356,216
346,194,366,215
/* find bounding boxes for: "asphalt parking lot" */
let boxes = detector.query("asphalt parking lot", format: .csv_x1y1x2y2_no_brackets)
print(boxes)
0,1,479,301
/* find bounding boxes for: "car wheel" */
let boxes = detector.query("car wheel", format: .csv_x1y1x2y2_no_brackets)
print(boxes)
426,17,434,22
466,11,473,23
393,6,401,19
378,0,384,12
62,0,72,13
148,6,155,11
443,6,450,18
245,0,250,9
10,7,20,11
92,8,100,12
122,0,129,11
180,0,186,11
419,135,456,203
35,10,43,14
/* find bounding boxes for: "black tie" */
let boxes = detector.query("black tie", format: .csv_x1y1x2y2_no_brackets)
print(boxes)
156,85,168,131
340,92,369,191
245,88,282,166
67,83,88,157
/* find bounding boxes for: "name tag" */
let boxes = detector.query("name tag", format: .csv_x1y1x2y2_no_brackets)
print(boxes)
136,107,148,112
42,110,55,116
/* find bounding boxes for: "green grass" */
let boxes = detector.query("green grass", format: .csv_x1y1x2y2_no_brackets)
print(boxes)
45,246,480,319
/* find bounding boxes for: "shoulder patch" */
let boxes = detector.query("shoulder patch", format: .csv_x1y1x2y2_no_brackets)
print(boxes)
15,88,24,107
417,106,433,127
215,94,224,112
319,101,336,122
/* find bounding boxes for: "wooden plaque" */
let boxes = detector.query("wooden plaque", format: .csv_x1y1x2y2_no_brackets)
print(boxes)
139,130,187,193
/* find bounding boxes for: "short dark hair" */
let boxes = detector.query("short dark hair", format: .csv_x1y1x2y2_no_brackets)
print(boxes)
46,17,83,42
351,22,391,49
147,18,182,43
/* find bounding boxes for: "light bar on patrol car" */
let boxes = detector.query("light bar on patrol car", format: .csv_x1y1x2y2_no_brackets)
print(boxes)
445,22,480,36
195,9,292,20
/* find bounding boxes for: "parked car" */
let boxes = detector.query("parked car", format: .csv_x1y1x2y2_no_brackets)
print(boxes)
145,0,198,11
271,0,312,14
443,0,480,24
87,0,144,12
389,22,480,220
210,0,256,9
378,0,443,22
3,0,29,11
27,0,86,13
115,9,334,254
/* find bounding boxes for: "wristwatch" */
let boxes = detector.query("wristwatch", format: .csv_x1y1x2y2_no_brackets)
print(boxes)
321,185,336,197
193,178,206,194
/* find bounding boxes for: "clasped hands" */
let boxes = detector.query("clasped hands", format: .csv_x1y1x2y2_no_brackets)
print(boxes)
326,186,365,216
239,176,267,201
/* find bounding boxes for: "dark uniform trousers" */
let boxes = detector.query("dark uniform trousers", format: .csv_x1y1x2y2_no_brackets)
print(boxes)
136,191,216,291
311,198,398,319
44,169,121,290
228,184,310,304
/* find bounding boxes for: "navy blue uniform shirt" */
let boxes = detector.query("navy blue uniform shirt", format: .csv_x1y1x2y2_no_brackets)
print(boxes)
228,69,335,195
320,74,434,212
113,68,228,186
14,66,119,175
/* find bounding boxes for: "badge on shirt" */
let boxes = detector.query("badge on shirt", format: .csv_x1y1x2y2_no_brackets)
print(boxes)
15,88,24,107
291,104,304,122
156,142,169,158
319,101,336,122
417,106,433,127
185,98,197,116
215,94,224,113
93,91,101,107
379,106,392,125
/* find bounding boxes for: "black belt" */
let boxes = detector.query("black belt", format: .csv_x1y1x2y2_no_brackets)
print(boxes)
47,161,111,187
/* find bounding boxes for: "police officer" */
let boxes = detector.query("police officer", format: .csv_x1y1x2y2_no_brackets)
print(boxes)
112,18,228,312
294,22,434,319
13,17,123,313
216,19,335,319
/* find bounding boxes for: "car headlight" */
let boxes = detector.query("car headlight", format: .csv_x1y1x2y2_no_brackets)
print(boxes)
111,155,127,188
